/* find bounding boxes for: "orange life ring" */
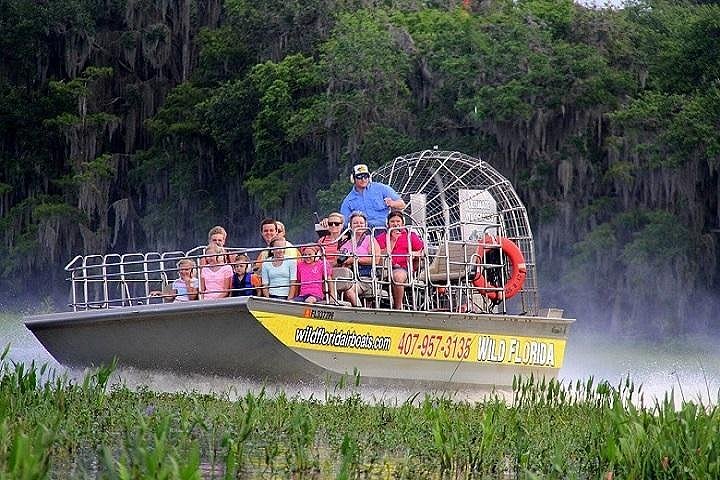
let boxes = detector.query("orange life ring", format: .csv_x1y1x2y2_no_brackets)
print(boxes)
472,236,527,301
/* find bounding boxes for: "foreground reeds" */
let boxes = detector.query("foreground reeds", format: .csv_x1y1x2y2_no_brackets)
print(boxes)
0,346,718,479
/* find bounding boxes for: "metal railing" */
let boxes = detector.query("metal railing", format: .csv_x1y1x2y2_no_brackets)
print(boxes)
64,220,535,315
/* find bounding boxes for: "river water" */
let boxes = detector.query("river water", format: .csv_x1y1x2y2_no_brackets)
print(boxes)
2,312,718,406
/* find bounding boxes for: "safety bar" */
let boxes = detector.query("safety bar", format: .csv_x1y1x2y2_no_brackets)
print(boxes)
64,220,532,314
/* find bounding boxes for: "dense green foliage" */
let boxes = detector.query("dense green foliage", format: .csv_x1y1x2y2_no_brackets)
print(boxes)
1,349,718,478
0,0,718,331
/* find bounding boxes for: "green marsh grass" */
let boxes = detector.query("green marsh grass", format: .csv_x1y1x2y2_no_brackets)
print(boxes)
1,347,719,479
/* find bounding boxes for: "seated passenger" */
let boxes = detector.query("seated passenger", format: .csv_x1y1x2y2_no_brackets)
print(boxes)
318,212,348,262
292,244,330,304
254,218,299,273
150,258,199,302
172,258,200,301
339,211,382,277
336,211,382,304
231,254,255,297
261,238,298,300
200,226,228,266
208,225,227,247
376,210,425,309
318,212,358,306
275,220,300,258
201,244,233,299
254,218,279,273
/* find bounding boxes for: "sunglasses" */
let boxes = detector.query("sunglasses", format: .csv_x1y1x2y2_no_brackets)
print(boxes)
355,174,370,180
328,221,343,226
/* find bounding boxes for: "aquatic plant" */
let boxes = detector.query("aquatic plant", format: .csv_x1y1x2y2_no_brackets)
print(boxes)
0,353,718,479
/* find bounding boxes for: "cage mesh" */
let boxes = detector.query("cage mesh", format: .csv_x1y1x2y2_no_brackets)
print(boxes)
373,150,539,314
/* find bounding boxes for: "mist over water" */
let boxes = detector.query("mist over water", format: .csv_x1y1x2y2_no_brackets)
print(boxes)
560,329,720,407
538,271,720,407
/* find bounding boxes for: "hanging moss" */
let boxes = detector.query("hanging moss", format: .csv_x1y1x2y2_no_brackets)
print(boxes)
0,0,719,326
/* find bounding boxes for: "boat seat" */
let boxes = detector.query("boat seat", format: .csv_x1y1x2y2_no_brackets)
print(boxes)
316,299,353,307
425,242,471,284
358,278,389,298
357,275,389,307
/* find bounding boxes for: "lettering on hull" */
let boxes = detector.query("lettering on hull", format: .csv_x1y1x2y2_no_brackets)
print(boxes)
250,308,566,368
477,336,556,367
295,325,391,351
303,308,335,320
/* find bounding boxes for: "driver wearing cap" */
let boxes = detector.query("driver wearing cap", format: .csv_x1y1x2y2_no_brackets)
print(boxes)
340,164,406,231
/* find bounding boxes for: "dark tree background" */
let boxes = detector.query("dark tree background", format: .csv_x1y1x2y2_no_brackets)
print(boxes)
1,0,718,334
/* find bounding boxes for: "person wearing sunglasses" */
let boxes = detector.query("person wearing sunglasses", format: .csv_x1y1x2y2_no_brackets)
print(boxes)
317,212,359,306
318,212,347,264
275,220,300,259
340,163,406,234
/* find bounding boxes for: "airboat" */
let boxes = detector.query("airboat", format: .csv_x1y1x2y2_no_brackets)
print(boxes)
25,150,573,387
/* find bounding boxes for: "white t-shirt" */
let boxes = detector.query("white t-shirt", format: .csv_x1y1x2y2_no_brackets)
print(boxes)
172,277,199,302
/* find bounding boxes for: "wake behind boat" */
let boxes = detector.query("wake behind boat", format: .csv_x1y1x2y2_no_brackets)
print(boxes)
25,150,574,387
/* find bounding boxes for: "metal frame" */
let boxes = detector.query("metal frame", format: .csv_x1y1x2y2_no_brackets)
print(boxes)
374,150,539,315
63,150,539,315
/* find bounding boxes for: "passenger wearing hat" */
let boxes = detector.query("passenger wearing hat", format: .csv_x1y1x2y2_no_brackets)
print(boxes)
340,164,406,232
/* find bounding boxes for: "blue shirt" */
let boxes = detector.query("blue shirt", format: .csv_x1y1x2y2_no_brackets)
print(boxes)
261,259,297,298
340,182,401,229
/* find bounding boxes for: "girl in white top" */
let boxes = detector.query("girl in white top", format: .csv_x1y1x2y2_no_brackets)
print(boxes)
150,258,199,302
172,258,199,301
